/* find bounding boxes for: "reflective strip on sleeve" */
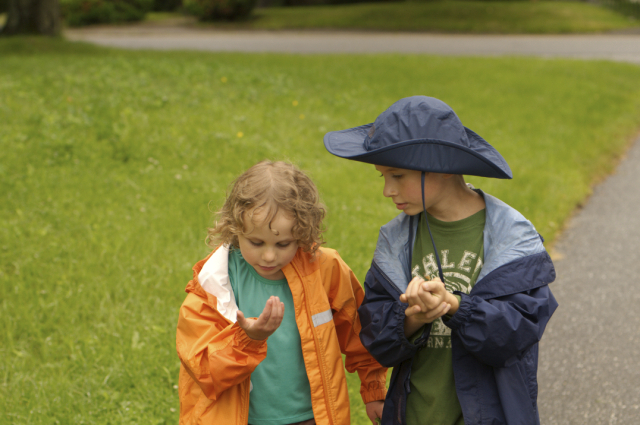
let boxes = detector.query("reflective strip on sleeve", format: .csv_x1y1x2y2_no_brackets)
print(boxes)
311,309,333,327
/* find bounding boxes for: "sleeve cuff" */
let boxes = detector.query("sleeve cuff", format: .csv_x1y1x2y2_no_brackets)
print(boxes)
444,292,472,329
234,324,268,351
443,294,462,320
396,305,420,347
361,383,388,404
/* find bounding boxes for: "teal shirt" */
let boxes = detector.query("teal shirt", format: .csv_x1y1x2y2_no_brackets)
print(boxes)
405,209,485,425
228,248,314,425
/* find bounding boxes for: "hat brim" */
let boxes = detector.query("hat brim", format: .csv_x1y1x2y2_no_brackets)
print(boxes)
324,124,512,179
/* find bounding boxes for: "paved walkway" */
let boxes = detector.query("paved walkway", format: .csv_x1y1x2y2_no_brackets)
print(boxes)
66,25,640,422
65,26,640,64
537,135,640,424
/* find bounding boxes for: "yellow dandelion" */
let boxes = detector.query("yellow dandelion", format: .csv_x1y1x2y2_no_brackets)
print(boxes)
292,100,299,106
237,131,244,138
299,114,305,120
221,77,228,83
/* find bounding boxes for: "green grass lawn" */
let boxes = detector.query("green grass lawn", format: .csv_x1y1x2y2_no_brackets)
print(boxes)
1,38,640,424
180,0,640,33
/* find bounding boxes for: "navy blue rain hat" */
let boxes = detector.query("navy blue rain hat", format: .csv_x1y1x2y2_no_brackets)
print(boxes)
323,96,512,179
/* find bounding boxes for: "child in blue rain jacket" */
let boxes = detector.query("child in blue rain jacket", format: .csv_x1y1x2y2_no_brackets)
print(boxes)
322,96,558,425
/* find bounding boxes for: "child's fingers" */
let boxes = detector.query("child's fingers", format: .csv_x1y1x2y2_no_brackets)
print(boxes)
425,302,450,322
255,297,274,326
403,277,420,299
421,280,446,299
408,276,425,289
439,303,451,320
268,297,283,320
416,287,440,310
262,297,284,330
405,278,419,301
429,276,442,283
404,304,422,317
407,279,429,312
267,308,284,331
421,279,443,290
400,278,421,303
273,300,285,325
236,310,256,332
236,310,246,328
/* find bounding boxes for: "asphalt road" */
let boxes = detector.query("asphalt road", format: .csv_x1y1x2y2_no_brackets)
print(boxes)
538,136,640,424
65,26,640,64
65,25,640,423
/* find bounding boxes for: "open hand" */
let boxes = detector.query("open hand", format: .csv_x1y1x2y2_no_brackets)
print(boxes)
236,296,285,340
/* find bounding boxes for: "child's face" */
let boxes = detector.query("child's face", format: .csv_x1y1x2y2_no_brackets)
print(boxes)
238,209,299,281
375,165,448,216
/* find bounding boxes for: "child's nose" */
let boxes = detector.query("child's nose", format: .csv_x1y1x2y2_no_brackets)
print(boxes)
262,248,276,262
383,183,396,198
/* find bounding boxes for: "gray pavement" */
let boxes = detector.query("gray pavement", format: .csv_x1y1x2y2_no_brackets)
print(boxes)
538,135,640,424
65,25,640,422
65,26,640,64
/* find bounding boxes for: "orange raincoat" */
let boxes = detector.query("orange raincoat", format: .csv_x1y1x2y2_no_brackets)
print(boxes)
176,245,387,424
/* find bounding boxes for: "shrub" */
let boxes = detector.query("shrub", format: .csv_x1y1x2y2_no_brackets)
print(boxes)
281,0,397,6
184,0,256,20
0,0,7,14
606,0,640,19
61,0,154,26
153,0,182,11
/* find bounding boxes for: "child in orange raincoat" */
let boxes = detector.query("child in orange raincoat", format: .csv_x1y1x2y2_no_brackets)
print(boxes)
176,160,387,425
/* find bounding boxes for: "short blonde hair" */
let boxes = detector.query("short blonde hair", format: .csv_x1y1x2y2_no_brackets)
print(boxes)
207,161,326,255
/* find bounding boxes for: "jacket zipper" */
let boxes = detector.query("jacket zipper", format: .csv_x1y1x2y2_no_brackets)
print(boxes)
371,262,403,298
296,262,335,425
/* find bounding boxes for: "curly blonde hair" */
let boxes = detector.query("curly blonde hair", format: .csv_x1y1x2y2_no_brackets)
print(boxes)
207,161,326,255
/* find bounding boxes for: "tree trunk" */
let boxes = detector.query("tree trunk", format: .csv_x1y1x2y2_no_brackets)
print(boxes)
1,0,61,36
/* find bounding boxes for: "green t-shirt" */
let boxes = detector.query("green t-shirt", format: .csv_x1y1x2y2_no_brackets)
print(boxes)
228,248,314,425
405,209,485,425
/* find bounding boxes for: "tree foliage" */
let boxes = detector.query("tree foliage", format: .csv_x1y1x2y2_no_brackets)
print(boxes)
60,0,152,26
184,0,256,20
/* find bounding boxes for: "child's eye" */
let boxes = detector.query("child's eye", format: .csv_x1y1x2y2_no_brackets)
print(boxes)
250,240,263,247
277,242,291,248
392,174,403,179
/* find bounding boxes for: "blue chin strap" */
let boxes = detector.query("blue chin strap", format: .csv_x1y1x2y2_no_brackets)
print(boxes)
422,171,445,282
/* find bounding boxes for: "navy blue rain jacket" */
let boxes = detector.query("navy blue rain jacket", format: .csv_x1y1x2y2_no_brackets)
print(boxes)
359,191,558,425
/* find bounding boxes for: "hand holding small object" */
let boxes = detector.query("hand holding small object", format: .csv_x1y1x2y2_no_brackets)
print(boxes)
400,276,456,336
400,275,444,313
365,400,384,425
418,277,459,316
236,296,285,340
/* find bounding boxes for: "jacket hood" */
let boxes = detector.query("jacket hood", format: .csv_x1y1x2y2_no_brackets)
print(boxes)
373,191,547,296
186,245,239,323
